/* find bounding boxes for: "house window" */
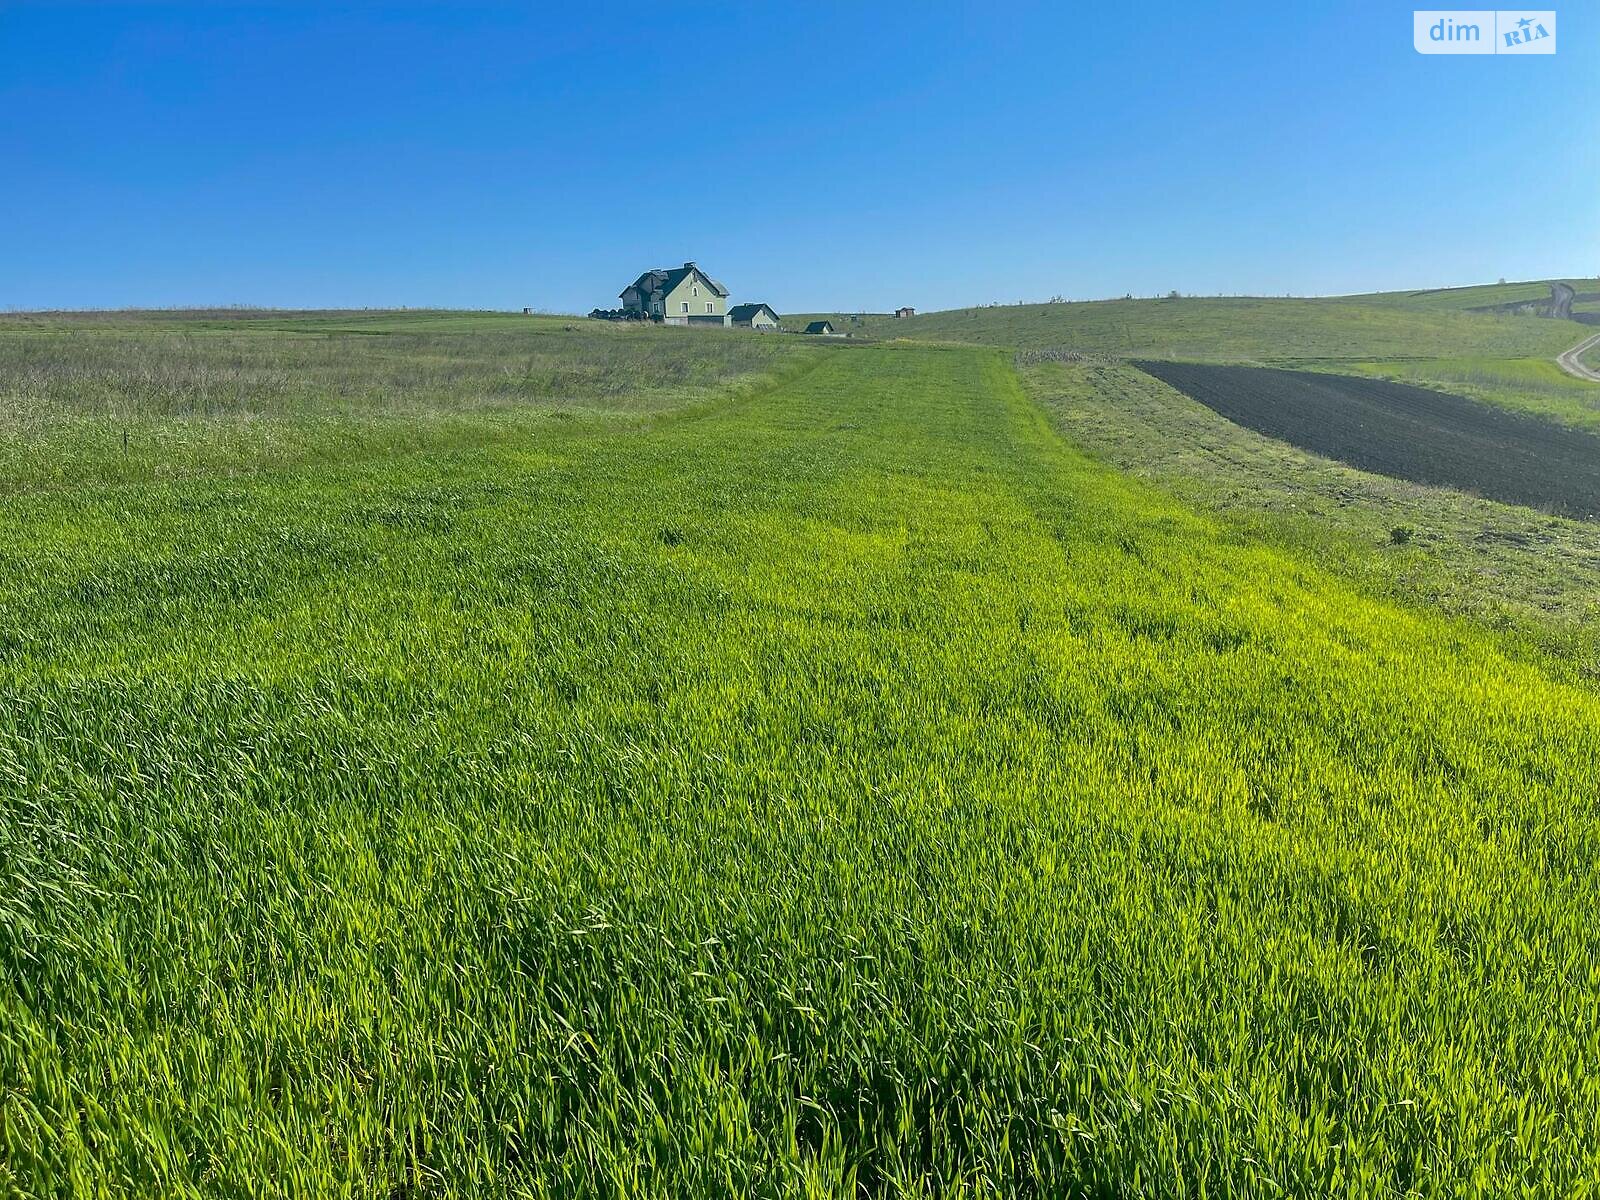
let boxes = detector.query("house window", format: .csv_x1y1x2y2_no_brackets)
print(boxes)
706,302,714,313
692,286,699,297
681,302,689,313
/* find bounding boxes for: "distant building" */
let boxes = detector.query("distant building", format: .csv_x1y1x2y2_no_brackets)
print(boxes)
802,320,837,336
894,306,916,318
619,262,730,326
728,303,780,330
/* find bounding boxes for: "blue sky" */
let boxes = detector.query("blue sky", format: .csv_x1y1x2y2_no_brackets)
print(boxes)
2,2,1595,313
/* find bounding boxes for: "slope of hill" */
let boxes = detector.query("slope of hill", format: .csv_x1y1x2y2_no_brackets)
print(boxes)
1339,279,1594,311
794,282,1600,445
789,294,1586,362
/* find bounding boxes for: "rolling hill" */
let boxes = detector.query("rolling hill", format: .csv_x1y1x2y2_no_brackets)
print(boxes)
789,290,1589,362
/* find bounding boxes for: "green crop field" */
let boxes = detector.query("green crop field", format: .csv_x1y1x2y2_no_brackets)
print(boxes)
7,310,1600,1196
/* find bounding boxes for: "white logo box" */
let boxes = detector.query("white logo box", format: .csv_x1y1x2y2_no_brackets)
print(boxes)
1414,10,1556,53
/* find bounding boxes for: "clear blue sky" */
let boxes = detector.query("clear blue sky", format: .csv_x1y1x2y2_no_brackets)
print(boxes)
3,2,1595,313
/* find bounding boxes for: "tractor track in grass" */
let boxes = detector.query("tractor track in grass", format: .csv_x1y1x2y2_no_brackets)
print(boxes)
1131,360,1600,519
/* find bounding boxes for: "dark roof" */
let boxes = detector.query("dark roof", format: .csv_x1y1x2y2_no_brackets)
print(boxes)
621,262,729,301
803,320,834,334
621,270,668,299
729,303,779,321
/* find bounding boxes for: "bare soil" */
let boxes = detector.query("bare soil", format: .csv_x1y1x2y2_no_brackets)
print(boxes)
1131,361,1600,519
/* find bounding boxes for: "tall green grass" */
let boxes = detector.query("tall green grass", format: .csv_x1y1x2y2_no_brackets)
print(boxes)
5,331,1600,1195
0,315,820,492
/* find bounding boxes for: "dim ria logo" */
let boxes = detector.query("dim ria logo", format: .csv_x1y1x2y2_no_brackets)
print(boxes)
1414,10,1555,53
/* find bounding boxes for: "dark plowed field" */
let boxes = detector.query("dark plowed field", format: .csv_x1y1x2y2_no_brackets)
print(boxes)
1131,361,1600,518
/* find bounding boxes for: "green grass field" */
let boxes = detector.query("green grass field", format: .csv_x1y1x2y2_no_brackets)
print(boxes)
6,310,1600,1195
0,314,818,489
1341,355,1600,431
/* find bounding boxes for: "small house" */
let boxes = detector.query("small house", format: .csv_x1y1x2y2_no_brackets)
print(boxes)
894,306,916,318
729,303,781,330
619,262,730,326
802,320,836,336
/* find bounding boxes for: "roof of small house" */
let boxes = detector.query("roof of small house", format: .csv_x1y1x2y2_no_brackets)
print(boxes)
622,262,729,301
729,303,779,321
803,320,834,334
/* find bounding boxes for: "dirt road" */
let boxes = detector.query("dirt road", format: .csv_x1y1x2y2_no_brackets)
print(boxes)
1550,281,1576,321
1557,331,1600,383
